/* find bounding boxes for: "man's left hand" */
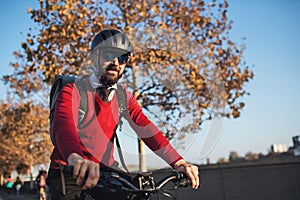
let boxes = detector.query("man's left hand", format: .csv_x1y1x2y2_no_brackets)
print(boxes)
174,160,200,189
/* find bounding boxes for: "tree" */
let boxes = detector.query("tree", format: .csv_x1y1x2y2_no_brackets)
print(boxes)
2,0,253,169
217,157,228,164
244,151,259,161
0,100,51,174
229,151,240,161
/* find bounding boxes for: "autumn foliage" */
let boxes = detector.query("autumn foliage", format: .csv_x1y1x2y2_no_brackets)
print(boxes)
0,101,51,174
1,0,253,172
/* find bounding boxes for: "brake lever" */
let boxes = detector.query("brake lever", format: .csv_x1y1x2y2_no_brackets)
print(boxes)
175,178,190,189
173,172,191,189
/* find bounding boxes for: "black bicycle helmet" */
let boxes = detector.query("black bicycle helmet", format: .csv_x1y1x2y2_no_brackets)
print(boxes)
90,29,133,53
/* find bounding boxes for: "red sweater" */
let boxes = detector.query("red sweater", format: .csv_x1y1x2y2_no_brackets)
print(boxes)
49,81,183,169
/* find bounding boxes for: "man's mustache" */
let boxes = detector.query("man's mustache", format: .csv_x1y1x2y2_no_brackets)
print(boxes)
106,64,119,72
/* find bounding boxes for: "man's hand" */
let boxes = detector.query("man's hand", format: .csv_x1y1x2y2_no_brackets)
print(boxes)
67,153,100,190
174,160,200,189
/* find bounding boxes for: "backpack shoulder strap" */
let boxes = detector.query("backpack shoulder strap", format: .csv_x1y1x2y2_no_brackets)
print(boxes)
116,84,127,117
75,79,88,126
115,84,129,172
116,84,127,131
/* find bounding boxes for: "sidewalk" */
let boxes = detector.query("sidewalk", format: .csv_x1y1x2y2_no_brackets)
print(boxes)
0,190,38,200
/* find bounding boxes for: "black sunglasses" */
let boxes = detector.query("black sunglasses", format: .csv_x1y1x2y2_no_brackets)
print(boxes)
102,52,131,64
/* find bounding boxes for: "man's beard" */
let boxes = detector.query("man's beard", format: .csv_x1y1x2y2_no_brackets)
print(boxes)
98,63,123,86
99,64,122,87
99,74,119,86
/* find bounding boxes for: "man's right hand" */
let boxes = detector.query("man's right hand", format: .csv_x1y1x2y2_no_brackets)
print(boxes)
67,153,100,190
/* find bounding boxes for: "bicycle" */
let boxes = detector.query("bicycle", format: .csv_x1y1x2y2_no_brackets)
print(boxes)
62,166,195,200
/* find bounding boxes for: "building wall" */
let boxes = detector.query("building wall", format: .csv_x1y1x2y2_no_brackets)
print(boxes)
152,156,300,200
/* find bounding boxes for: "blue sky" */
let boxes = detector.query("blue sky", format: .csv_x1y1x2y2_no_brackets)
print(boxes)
0,0,299,165
207,0,300,162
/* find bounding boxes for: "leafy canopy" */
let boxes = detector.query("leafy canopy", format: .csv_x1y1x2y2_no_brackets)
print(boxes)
1,0,253,170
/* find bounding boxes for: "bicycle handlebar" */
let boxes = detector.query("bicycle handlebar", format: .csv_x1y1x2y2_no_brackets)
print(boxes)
109,170,189,192
62,165,191,199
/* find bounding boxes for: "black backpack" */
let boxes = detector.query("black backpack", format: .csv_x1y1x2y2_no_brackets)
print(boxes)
49,75,128,170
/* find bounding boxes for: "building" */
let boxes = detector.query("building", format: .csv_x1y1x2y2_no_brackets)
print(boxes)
292,135,300,156
271,143,287,153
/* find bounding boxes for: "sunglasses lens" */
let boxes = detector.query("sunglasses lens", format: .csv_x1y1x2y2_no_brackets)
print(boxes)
102,52,130,64
103,52,115,61
118,54,130,64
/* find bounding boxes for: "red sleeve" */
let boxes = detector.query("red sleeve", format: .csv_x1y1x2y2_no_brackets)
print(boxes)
125,90,183,167
52,83,84,161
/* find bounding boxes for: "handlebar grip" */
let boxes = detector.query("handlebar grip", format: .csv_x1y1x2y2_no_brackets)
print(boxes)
62,165,74,176
172,171,187,179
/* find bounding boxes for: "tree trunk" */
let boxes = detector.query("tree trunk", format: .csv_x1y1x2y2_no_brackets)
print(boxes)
131,63,147,172
138,138,147,172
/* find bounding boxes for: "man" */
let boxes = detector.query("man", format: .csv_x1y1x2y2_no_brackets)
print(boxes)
47,29,199,199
